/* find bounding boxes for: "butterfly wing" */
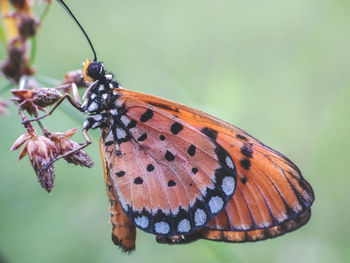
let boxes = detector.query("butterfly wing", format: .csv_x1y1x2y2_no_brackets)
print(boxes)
117,89,314,242
196,208,312,242
100,95,237,236
100,138,136,252
156,209,311,244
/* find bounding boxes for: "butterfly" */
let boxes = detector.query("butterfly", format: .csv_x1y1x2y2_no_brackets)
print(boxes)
77,59,314,252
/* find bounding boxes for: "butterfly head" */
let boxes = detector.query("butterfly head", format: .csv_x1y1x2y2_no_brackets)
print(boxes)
83,59,105,82
81,59,121,115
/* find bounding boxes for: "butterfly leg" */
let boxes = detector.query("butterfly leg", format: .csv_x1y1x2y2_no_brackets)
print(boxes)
100,146,136,253
22,93,84,124
39,128,92,172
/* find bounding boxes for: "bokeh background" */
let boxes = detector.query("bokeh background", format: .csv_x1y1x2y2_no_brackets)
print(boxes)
1,0,349,262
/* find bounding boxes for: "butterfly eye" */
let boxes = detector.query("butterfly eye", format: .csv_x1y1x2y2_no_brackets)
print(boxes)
87,62,105,80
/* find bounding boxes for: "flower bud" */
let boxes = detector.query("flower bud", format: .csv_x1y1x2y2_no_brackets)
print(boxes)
11,126,58,192
48,128,94,168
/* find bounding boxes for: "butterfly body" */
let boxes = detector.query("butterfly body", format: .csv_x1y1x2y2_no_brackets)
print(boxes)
81,60,314,251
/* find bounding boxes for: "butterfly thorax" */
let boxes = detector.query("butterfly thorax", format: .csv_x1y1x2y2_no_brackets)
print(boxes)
81,60,126,132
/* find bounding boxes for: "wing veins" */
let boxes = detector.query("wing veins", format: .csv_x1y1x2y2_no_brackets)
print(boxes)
130,139,154,213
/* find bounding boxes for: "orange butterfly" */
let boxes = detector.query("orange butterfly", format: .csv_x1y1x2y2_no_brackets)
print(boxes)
78,59,314,252
25,0,313,253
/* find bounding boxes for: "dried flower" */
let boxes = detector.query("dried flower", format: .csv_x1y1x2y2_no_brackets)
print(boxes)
11,87,62,115
18,14,39,39
0,99,9,115
11,123,58,192
63,69,86,88
48,128,94,168
1,45,34,82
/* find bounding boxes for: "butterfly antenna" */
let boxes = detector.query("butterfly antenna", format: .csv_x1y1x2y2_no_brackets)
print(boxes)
57,0,97,61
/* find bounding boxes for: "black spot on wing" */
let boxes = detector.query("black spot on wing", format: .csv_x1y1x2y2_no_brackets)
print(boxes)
105,141,114,146
167,180,176,187
137,133,147,141
149,102,179,112
241,143,253,158
201,127,218,141
165,150,175,161
240,158,251,170
115,171,125,177
236,134,248,141
134,177,144,184
240,175,247,184
170,122,183,135
187,145,196,156
127,119,137,129
147,164,155,172
192,167,198,174
140,109,153,122
159,134,166,141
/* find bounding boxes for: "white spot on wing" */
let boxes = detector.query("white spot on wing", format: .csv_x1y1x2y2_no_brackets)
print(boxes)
134,216,149,229
115,99,123,107
119,196,129,212
120,115,131,127
259,221,270,228
177,219,191,233
90,93,96,99
87,101,98,112
105,130,114,143
225,156,234,169
152,208,171,215
170,207,179,215
102,93,108,100
91,122,99,129
278,213,288,222
236,224,250,230
294,203,302,212
91,114,102,121
155,221,170,234
98,85,105,91
194,209,207,226
116,128,127,140
222,176,235,196
208,196,224,214
110,109,118,116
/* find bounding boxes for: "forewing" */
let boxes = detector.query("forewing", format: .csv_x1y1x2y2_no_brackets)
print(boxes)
100,96,237,236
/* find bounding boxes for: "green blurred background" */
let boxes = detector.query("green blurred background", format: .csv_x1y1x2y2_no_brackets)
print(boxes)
1,0,349,262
